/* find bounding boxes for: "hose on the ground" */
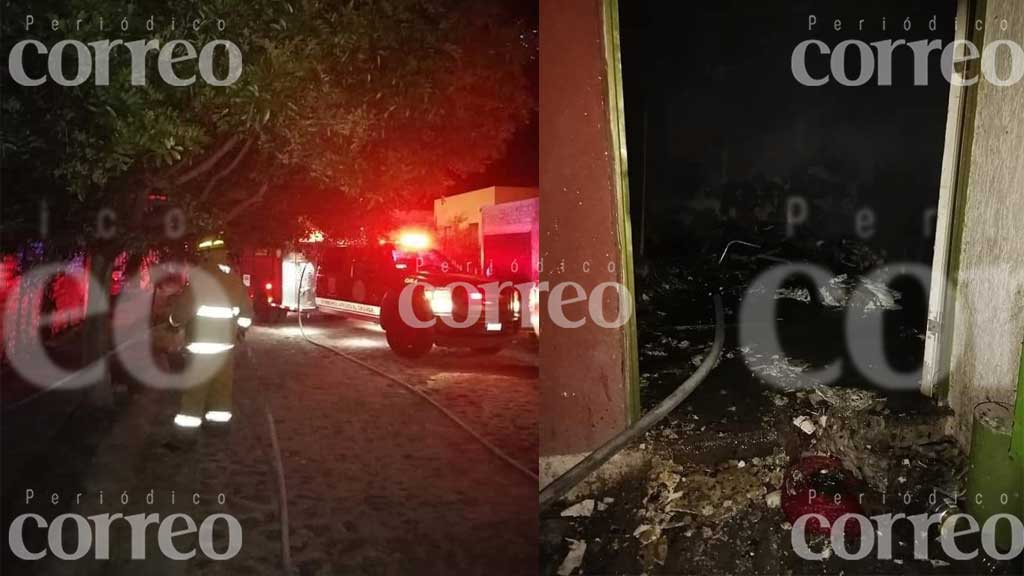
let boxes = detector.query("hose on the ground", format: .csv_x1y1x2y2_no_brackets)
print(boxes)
539,292,725,510
293,262,538,483
243,343,296,575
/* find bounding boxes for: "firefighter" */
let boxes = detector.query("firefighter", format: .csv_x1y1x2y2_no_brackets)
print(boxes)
169,237,253,432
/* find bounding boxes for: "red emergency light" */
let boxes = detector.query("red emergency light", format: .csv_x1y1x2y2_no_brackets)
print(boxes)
395,229,432,251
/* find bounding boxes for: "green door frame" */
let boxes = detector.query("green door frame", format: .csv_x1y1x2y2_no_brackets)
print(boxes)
602,0,641,422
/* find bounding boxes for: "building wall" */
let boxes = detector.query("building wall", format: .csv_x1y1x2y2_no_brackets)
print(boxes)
481,198,540,283
434,187,539,273
540,0,633,462
947,0,1024,447
494,186,540,205
434,188,497,230
434,186,539,231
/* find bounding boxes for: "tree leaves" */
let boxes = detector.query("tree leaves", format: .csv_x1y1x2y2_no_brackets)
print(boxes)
2,0,534,253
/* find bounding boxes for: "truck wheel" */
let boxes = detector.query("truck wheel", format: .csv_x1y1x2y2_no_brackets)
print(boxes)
386,326,434,358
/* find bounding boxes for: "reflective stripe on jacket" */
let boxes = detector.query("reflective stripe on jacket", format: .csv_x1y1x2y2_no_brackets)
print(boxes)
170,261,254,353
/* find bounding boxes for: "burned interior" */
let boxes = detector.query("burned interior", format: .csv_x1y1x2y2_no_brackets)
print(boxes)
542,1,1023,574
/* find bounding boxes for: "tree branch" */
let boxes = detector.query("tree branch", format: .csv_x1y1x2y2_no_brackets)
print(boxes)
164,134,243,188
223,181,269,224
197,138,254,204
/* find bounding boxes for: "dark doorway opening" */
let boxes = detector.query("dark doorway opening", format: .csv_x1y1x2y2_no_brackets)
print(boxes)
619,0,957,408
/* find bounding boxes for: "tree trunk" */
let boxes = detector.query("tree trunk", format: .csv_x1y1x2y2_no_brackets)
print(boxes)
82,249,116,407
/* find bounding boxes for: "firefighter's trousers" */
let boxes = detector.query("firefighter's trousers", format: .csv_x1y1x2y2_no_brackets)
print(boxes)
179,351,234,422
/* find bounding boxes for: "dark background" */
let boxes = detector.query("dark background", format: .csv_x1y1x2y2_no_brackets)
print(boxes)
619,0,958,265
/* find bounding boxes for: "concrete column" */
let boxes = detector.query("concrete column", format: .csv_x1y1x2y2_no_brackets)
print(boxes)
539,0,638,472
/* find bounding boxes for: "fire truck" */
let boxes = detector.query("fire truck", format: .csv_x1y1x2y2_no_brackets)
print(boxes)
314,230,522,357
237,246,317,323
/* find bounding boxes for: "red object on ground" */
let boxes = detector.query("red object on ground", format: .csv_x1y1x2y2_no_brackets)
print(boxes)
781,455,865,536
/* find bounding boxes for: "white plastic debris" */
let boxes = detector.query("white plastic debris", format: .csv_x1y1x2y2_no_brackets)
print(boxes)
560,499,595,518
818,274,903,311
633,524,660,545
750,356,811,388
557,539,586,576
818,275,849,308
765,490,782,509
793,415,817,435
776,287,811,303
860,278,902,311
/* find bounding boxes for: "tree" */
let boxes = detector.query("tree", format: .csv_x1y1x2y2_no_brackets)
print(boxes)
1,0,535,401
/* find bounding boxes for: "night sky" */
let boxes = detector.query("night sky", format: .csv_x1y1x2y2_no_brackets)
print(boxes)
620,0,958,263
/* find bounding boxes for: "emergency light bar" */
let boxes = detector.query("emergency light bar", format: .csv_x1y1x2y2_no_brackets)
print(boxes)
396,230,431,251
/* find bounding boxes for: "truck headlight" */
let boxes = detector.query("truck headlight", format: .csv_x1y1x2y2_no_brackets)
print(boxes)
425,288,453,315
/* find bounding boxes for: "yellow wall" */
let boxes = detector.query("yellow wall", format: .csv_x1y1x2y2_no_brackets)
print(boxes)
434,186,538,230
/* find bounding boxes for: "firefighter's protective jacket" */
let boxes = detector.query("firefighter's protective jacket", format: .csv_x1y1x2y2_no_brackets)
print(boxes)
170,260,254,353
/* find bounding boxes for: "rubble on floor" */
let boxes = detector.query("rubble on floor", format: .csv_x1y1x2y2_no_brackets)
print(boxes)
630,453,788,567
542,380,978,575
556,539,586,576
586,249,988,575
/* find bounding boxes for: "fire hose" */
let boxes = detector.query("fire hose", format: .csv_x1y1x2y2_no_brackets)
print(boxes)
539,291,725,510
243,342,296,575
539,240,753,510
293,261,538,483
4,317,298,573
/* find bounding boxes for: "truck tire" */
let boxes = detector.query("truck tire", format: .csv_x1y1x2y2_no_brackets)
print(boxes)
381,288,434,357
386,326,434,358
